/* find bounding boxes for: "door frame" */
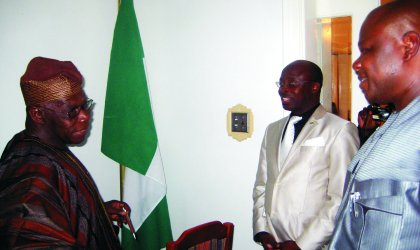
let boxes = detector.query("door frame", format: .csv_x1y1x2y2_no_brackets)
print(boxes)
281,0,380,122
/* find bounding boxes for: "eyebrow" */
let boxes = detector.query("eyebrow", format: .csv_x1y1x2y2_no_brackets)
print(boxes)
280,77,299,81
63,98,87,110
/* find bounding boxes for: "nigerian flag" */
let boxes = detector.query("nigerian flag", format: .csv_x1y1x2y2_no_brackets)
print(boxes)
101,0,173,249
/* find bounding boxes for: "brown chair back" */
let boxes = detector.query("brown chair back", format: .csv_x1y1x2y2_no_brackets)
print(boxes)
166,221,234,250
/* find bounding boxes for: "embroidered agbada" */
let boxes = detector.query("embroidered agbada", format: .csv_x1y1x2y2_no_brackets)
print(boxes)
0,132,121,249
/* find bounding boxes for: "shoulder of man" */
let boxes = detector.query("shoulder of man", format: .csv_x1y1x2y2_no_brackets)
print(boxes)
317,109,357,129
267,116,289,128
0,132,64,176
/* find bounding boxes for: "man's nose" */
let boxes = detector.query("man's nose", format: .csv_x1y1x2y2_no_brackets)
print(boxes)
78,109,91,122
279,84,288,95
352,56,361,73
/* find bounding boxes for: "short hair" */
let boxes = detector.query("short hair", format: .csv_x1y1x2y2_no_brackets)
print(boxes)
309,61,323,88
285,60,323,88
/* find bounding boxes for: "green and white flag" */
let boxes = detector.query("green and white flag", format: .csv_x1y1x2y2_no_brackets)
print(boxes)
101,0,172,249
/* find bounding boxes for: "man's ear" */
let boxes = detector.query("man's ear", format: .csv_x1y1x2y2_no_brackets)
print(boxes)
311,82,321,93
403,31,420,61
28,107,45,124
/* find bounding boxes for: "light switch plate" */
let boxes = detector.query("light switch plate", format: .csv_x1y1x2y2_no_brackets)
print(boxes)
227,104,253,142
232,112,248,133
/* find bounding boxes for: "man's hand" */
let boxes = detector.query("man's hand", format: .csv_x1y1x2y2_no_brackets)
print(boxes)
358,106,381,130
258,233,281,250
281,241,301,250
104,200,131,227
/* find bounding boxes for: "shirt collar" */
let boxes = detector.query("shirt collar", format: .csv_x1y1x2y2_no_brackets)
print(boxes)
291,103,320,120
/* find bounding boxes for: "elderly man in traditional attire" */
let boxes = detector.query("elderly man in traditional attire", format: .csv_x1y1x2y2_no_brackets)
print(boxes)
0,57,129,249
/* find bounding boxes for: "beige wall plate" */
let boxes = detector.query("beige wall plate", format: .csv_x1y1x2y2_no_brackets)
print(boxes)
227,104,254,142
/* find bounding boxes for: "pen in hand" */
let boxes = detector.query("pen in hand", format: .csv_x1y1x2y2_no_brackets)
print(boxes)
123,207,137,240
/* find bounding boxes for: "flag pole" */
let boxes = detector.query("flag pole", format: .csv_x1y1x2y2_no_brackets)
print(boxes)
117,0,125,202
120,165,125,200
103,0,173,246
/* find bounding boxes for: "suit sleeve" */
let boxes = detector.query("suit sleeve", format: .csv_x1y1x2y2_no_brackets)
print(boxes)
253,126,270,239
296,122,360,250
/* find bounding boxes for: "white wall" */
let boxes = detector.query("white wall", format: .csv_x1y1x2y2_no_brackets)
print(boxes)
0,1,283,249
136,2,283,249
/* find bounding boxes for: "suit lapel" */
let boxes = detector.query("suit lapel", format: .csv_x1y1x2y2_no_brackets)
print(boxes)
276,117,289,172
279,106,327,172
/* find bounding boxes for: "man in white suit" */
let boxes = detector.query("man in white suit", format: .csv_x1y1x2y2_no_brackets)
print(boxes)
253,60,359,250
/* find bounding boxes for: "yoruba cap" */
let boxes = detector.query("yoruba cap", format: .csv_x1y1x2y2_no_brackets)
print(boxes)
20,57,83,106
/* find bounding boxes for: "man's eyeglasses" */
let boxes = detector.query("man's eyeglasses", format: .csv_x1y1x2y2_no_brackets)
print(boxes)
37,99,94,118
276,80,316,89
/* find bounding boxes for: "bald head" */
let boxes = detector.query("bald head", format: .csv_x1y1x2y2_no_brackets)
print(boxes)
353,0,420,111
368,0,420,31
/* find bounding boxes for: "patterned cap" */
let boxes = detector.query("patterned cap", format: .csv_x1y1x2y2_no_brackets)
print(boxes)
20,57,83,106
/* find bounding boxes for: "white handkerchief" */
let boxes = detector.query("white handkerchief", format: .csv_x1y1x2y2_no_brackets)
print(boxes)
303,136,325,146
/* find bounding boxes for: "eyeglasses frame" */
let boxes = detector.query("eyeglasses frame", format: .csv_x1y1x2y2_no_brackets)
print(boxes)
35,98,94,118
276,80,317,89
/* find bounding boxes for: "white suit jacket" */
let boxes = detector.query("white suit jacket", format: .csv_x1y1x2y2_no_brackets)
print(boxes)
253,105,359,250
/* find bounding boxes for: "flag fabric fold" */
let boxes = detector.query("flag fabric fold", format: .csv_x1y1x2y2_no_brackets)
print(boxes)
101,0,172,249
